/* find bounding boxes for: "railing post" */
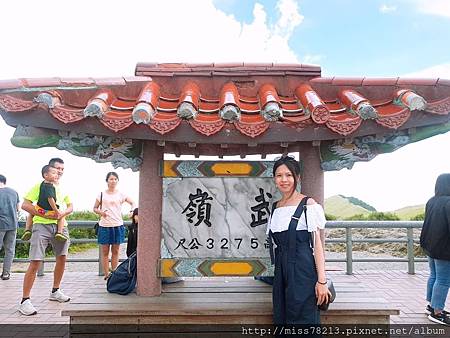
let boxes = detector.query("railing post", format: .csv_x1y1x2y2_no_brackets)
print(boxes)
37,261,44,276
407,227,415,274
98,245,104,276
346,227,353,275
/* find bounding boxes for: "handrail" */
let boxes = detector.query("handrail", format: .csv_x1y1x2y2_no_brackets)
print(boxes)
3,220,424,275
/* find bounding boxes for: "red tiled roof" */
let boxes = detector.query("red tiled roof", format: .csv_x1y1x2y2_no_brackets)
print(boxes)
0,63,449,140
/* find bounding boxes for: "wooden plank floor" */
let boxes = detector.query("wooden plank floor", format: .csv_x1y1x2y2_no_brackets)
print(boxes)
63,275,398,325
7,270,448,325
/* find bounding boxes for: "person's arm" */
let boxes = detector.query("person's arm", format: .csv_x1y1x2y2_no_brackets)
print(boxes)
319,229,325,252
48,197,60,213
22,199,39,216
56,193,73,219
93,197,107,218
313,231,327,283
306,198,329,305
22,199,58,219
125,196,136,214
16,192,20,212
307,199,327,252
313,231,330,305
59,203,73,219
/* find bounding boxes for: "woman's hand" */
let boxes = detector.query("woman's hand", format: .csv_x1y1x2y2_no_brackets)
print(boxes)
100,210,108,218
315,282,331,306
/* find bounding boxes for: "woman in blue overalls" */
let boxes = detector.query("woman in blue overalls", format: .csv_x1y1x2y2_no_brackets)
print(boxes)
268,156,330,324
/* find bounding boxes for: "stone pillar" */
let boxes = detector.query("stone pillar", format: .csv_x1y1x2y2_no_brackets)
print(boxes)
298,142,324,205
137,141,163,296
298,142,326,249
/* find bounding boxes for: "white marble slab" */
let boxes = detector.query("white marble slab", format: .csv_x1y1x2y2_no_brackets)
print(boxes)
162,178,281,258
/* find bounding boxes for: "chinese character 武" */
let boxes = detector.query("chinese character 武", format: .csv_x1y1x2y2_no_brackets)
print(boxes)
250,188,272,227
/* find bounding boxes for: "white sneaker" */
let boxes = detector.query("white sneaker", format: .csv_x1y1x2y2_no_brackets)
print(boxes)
19,299,37,316
49,289,70,302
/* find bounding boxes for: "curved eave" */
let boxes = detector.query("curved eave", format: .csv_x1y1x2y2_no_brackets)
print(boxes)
1,105,449,144
0,72,449,157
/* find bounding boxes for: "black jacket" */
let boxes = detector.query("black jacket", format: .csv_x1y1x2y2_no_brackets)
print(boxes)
420,196,450,261
126,224,138,257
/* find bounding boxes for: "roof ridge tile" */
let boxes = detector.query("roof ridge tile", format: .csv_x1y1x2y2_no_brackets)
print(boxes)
397,78,439,86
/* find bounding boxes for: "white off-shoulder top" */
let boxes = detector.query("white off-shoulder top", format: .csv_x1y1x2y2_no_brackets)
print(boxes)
266,203,326,234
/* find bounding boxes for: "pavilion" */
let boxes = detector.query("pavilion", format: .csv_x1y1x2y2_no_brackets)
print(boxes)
1,63,449,297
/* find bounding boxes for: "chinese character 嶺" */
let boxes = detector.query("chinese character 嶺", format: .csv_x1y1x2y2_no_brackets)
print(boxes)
182,188,213,227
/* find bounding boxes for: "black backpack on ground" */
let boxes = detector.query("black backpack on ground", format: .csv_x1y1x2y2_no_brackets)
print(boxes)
107,251,137,295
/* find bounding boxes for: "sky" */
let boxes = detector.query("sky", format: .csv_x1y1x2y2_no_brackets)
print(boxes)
0,0,449,212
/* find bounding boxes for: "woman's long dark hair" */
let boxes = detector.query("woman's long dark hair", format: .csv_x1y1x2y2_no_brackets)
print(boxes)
131,208,138,227
273,156,301,198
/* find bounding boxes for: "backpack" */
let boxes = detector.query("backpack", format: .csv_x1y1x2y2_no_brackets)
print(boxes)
106,251,137,295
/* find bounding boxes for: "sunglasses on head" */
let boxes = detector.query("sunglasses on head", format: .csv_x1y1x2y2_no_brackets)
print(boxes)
274,154,296,161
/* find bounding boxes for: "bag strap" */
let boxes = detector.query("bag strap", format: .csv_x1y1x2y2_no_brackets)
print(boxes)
127,251,137,277
268,201,278,265
287,196,309,263
99,192,103,209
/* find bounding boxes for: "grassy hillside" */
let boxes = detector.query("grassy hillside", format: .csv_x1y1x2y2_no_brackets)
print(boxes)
324,195,373,219
325,195,425,220
391,205,425,220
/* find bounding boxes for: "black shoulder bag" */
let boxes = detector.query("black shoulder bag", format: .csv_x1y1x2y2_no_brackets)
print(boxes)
94,192,102,236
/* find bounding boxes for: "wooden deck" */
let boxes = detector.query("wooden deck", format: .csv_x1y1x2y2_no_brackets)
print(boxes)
63,275,398,327
5,270,450,337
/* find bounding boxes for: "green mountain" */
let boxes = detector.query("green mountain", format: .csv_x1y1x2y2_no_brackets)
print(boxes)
325,195,425,220
324,195,375,219
391,205,425,220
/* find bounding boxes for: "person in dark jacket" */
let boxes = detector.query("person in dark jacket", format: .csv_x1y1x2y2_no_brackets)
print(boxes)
126,208,138,257
420,173,450,326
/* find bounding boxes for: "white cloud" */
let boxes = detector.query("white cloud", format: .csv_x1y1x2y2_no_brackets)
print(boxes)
274,0,304,36
0,0,305,210
414,0,450,18
402,62,450,78
302,54,324,66
0,0,304,79
379,4,397,13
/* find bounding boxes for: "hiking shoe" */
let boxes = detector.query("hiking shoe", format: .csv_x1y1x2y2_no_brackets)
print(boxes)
54,232,68,241
19,299,37,316
49,289,70,302
426,304,450,316
1,272,10,280
21,230,32,241
428,312,450,326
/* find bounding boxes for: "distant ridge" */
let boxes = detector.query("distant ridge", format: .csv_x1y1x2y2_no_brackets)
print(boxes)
324,195,375,219
391,205,425,220
325,195,425,220
339,194,377,212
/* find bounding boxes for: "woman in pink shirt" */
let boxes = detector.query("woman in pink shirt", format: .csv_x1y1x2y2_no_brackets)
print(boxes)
93,172,135,279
